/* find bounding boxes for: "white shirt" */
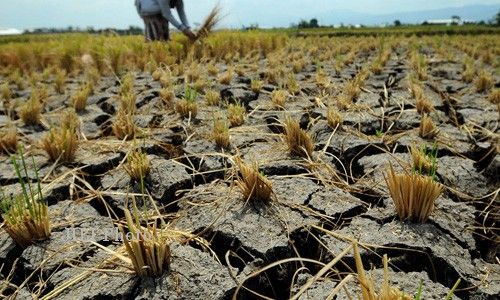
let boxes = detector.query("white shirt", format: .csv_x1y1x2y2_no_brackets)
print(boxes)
135,0,190,30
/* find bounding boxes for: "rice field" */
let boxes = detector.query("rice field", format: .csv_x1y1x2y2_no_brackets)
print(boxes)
0,29,499,299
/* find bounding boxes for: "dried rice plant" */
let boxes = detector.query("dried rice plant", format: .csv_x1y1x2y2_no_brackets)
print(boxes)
212,117,230,149
218,67,233,85
0,126,17,154
487,89,499,105
185,63,201,83
120,72,135,96
284,118,314,158
1,82,12,101
415,94,434,114
207,63,218,76
152,68,163,81
250,78,263,93
113,110,137,140
125,149,150,181
160,87,175,107
121,199,171,277
344,79,361,102
61,109,80,132
193,77,207,92
205,89,221,106
327,106,343,129
384,165,443,223
41,125,79,163
410,144,438,177
20,96,43,126
475,70,493,93
54,69,67,94
1,149,50,247
195,5,222,41
353,242,412,300
175,87,198,119
227,102,246,127
419,114,438,139
235,158,274,203
287,74,300,95
175,100,198,119
120,92,137,114
71,84,92,112
271,90,287,109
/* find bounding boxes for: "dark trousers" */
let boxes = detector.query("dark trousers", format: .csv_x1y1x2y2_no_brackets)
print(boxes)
143,14,170,41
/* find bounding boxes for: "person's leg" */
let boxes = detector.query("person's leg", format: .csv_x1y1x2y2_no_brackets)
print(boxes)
143,17,152,42
153,15,169,41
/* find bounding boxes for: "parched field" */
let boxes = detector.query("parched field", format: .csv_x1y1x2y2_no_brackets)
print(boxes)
0,31,499,299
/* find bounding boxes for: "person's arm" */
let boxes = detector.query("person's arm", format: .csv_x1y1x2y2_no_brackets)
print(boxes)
135,0,141,15
157,0,185,30
175,0,190,29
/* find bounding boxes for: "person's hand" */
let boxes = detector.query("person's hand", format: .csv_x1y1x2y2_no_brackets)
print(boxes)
182,28,196,40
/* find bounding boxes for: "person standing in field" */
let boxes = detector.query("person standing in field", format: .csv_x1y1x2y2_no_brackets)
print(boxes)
135,0,196,41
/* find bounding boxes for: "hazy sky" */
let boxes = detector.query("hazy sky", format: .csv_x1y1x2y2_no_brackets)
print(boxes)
1,0,499,30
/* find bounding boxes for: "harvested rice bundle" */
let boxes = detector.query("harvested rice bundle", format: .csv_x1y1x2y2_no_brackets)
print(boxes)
195,5,222,41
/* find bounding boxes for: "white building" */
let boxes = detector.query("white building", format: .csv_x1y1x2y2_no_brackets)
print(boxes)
425,17,466,26
0,28,22,35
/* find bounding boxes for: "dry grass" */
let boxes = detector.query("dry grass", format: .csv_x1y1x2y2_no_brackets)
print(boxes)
218,67,234,85
212,117,230,148
205,89,221,106
71,84,92,112
415,94,434,114
120,92,137,114
235,158,274,203
120,73,135,96
9,70,24,90
227,102,246,127
152,68,163,81
121,200,171,277
160,87,176,107
54,69,67,94
287,74,300,95
384,165,442,223
250,78,264,93
408,80,422,98
475,70,494,93
112,110,137,140
419,114,438,139
353,242,412,300
175,87,198,119
207,63,218,76
175,100,198,119
20,95,43,126
315,70,331,89
284,118,314,158
271,90,287,109
41,125,79,163
0,126,17,154
488,89,500,104
344,79,361,102
1,83,12,101
408,81,435,114
410,145,434,175
160,72,173,88
125,149,150,180
61,109,80,132
462,58,475,83
193,77,207,92
327,106,343,129
185,63,201,83
1,150,50,247
195,4,222,41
